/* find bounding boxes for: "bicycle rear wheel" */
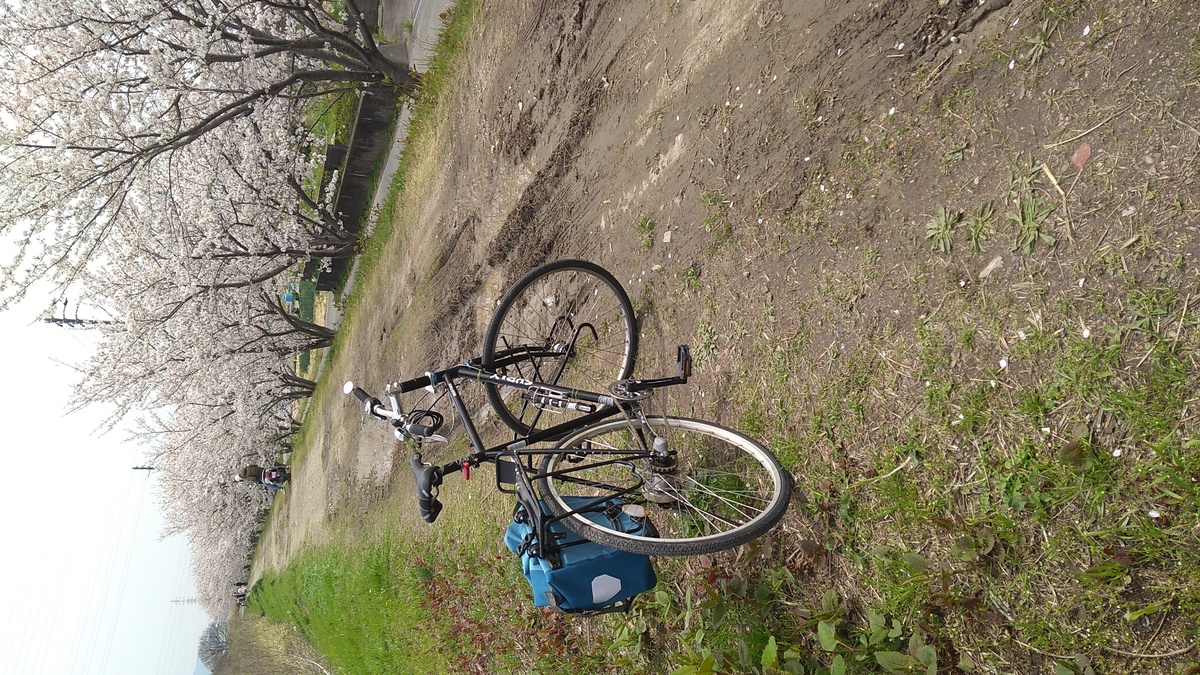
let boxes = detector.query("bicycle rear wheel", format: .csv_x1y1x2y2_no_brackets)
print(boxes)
537,417,792,556
482,260,637,434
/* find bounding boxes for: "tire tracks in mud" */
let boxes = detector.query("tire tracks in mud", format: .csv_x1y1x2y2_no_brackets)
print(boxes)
486,81,604,274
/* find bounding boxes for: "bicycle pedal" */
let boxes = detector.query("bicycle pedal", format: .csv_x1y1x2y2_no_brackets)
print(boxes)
677,344,693,379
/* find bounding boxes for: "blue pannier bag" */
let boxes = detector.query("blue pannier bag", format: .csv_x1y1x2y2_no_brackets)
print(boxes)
504,497,657,613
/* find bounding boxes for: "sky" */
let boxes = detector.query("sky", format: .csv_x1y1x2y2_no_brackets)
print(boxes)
0,291,212,674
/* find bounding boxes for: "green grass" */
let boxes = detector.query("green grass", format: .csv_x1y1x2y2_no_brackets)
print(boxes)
634,214,654,253
925,204,960,254
298,91,358,203
967,202,995,253
304,90,358,147
248,533,443,674
1188,33,1200,79
1022,19,1058,66
1008,188,1057,254
699,189,732,245
683,263,701,292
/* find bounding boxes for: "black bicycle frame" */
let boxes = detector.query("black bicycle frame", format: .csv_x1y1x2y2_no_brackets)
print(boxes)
391,344,690,566
397,359,650,566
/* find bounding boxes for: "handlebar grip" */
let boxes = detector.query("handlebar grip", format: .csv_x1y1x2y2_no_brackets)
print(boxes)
406,423,434,438
396,375,433,393
347,386,384,415
409,454,444,523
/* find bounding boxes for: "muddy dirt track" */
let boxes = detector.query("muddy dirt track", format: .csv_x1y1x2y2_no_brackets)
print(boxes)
414,0,1032,364
254,0,1200,670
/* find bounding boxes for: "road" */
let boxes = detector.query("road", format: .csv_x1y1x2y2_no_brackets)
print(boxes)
377,0,458,70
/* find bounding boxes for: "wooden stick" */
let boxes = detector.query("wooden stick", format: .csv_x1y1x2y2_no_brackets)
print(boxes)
1044,108,1128,149
1040,163,1065,197
1168,112,1200,138
1171,293,1191,351
1041,162,1073,240
1101,643,1196,659
849,456,912,489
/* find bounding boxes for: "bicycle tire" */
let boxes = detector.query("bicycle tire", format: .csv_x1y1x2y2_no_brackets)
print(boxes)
537,417,792,556
482,260,637,434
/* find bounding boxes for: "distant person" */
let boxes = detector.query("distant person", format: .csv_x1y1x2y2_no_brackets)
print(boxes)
234,464,287,492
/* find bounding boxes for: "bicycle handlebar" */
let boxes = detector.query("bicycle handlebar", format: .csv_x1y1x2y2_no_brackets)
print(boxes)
410,454,444,523
345,383,383,414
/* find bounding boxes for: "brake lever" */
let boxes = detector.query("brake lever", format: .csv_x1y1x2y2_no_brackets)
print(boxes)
393,428,449,444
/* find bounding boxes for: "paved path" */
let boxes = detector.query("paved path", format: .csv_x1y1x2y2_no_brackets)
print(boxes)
378,0,459,70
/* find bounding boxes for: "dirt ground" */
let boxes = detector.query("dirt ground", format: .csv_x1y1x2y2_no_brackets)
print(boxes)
254,0,1200,671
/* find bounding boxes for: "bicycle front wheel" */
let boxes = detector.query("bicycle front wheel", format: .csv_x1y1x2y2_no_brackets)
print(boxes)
538,417,792,556
482,260,637,434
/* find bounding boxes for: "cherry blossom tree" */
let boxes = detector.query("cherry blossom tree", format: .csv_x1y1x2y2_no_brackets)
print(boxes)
147,393,287,613
0,0,414,613
0,0,413,304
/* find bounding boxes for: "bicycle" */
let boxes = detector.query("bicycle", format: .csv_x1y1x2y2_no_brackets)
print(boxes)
344,260,792,558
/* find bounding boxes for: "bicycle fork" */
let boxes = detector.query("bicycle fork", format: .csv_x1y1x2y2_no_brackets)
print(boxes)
622,345,694,507
625,409,680,506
